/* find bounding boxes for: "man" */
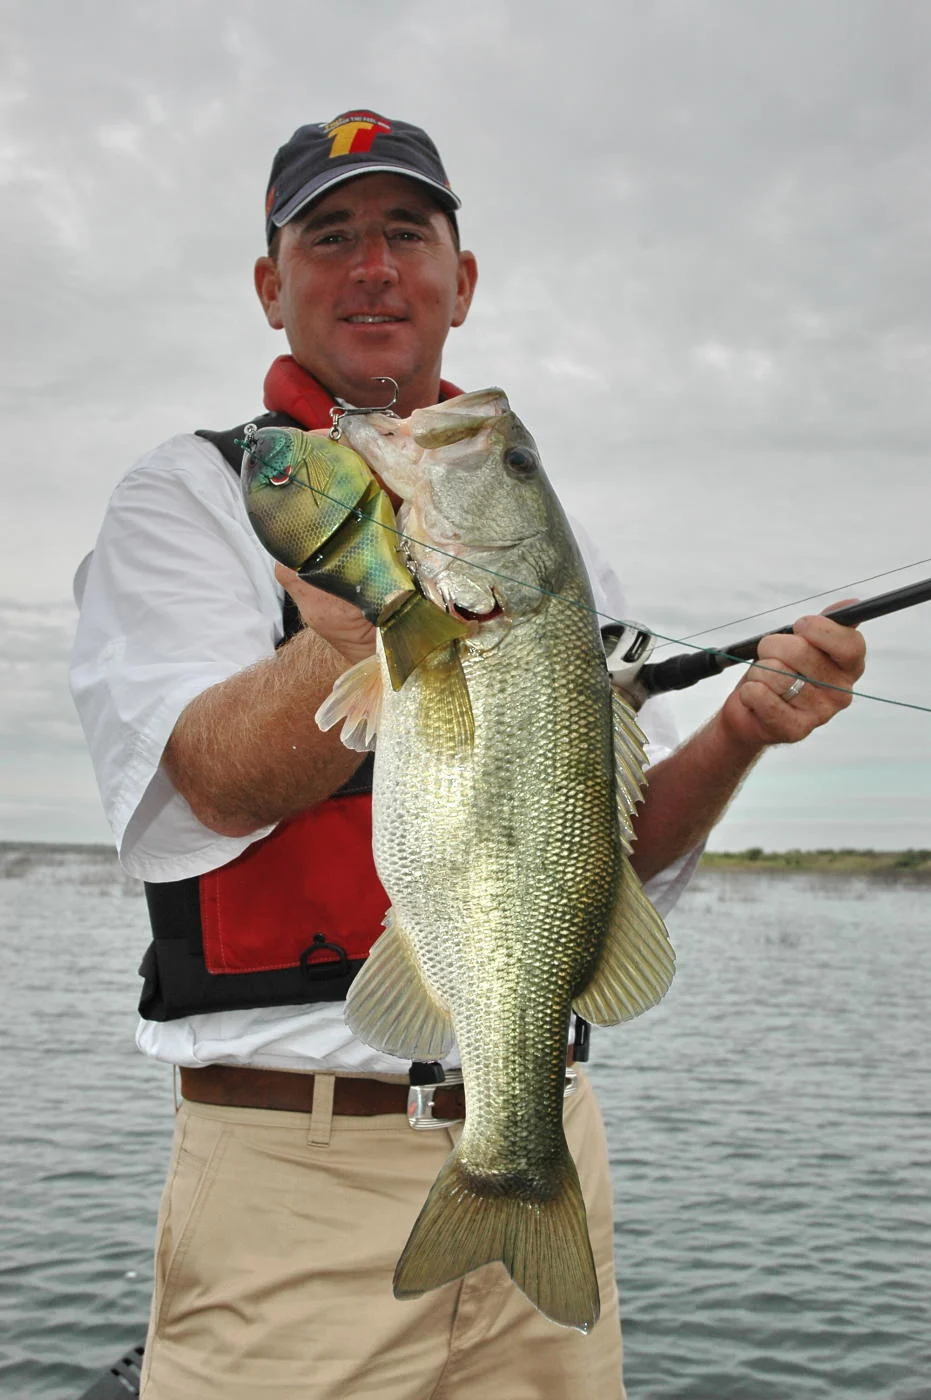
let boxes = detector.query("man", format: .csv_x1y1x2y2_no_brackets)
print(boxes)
70,111,865,1400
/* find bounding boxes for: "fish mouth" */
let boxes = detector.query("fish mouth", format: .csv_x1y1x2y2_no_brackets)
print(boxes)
448,595,504,624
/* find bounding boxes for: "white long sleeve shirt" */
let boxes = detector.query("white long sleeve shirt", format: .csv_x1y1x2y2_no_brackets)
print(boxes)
71,432,699,1074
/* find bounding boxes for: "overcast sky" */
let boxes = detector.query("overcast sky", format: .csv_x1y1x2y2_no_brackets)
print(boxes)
2,0,929,849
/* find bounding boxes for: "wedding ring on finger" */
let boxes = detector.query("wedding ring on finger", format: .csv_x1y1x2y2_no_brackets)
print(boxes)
783,676,806,702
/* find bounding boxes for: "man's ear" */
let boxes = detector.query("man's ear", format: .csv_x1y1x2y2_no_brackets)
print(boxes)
254,256,284,330
451,251,478,329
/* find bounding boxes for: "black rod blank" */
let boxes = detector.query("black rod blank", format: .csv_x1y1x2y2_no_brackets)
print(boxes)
638,576,931,697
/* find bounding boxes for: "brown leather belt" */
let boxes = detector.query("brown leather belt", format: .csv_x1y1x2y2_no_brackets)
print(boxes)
179,1064,466,1120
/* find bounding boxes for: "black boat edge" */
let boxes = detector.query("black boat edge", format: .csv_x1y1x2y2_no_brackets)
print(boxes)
75,1342,144,1399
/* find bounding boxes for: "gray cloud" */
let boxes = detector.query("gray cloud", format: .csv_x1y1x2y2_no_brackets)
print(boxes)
2,0,929,845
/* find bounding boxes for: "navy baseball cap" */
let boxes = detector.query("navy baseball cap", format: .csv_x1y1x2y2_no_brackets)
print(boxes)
265,110,461,244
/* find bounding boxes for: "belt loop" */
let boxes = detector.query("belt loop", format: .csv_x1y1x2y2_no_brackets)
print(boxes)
308,1073,335,1146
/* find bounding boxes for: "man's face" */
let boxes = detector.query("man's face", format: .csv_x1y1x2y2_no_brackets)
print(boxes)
255,173,478,416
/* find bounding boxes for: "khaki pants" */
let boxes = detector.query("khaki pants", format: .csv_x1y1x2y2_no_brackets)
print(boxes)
141,1070,625,1400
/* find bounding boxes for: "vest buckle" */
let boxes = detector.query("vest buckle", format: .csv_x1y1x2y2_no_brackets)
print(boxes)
299,933,350,981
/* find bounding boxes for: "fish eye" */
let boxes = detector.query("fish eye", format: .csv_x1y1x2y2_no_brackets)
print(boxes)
503,446,538,479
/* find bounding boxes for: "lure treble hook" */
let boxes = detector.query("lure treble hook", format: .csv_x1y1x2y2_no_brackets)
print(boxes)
329,377,400,440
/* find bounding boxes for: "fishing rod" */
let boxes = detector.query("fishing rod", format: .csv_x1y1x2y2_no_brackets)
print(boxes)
602,576,931,705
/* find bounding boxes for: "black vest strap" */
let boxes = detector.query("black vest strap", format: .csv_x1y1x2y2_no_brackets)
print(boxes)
197,412,306,644
196,411,301,472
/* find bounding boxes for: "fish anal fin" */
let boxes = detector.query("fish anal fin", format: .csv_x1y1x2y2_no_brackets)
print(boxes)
573,860,675,1025
394,1143,599,1333
345,907,454,1060
314,654,382,752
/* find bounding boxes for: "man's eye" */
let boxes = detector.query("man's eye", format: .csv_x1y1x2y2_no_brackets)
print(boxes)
390,228,424,241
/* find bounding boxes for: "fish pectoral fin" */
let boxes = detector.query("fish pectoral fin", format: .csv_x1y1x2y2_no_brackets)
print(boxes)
379,592,469,691
344,907,454,1060
314,654,382,752
417,647,475,753
393,1142,599,1334
611,690,651,854
572,859,675,1025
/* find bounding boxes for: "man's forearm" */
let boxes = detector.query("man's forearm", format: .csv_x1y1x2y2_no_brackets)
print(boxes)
630,712,764,884
163,627,366,836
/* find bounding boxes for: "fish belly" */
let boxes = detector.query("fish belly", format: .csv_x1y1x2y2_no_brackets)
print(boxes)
372,611,616,1331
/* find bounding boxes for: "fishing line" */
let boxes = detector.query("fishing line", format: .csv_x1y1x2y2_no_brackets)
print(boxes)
241,445,931,716
652,554,931,650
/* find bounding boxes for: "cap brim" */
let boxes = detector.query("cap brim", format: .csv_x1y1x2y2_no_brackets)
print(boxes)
271,163,460,230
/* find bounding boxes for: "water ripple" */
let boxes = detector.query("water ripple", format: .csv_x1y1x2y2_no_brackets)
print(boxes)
1,860,929,1397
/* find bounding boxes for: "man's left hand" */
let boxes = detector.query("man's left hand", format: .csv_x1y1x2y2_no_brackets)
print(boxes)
720,602,867,750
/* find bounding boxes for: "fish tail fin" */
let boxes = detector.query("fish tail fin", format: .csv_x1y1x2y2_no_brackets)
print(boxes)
394,1142,599,1333
379,592,468,690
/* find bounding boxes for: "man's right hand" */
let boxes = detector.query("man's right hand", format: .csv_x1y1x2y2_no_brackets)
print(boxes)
275,563,376,667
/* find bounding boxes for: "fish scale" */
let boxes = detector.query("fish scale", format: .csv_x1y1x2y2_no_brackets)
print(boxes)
380,597,616,1163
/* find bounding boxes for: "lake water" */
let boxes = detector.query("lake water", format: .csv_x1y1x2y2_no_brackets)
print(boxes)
0,846,928,1400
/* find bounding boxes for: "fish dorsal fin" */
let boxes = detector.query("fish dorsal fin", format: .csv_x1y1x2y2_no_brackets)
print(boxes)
611,690,651,855
572,858,675,1025
345,907,455,1059
314,653,383,752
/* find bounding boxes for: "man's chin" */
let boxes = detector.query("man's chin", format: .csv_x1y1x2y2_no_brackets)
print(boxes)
328,354,418,407
341,370,410,408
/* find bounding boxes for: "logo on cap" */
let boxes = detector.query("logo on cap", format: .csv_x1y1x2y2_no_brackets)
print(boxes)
322,111,392,159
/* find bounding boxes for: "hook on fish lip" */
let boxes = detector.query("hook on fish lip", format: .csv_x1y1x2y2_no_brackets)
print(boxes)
329,377,401,441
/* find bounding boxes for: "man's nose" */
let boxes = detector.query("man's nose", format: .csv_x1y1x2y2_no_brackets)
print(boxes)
350,233,399,286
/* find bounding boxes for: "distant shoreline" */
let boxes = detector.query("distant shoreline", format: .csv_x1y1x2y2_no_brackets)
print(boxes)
701,848,931,876
1,840,929,880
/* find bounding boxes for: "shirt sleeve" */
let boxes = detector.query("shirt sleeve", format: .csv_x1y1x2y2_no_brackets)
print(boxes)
571,518,704,917
69,435,282,881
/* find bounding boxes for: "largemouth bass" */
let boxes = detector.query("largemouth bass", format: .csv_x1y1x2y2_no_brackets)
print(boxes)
240,423,466,692
317,389,675,1332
